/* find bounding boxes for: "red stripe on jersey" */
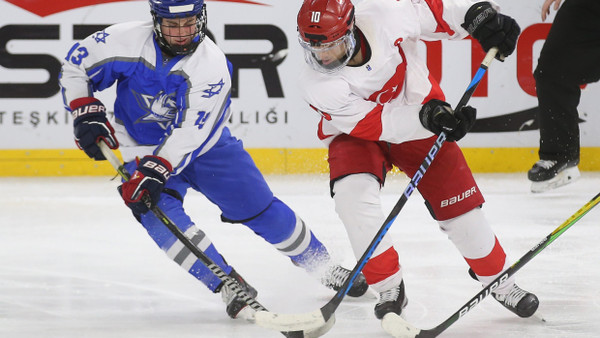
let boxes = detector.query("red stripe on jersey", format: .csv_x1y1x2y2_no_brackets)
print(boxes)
349,104,384,140
309,104,332,120
363,247,400,285
423,0,455,35
317,117,334,140
310,105,335,140
367,40,407,105
355,41,410,141
464,237,507,277
421,72,446,103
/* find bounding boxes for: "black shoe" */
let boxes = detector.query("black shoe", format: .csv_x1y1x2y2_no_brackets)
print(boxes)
374,281,408,319
321,265,369,297
528,159,580,192
493,283,539,318
219,269,258,319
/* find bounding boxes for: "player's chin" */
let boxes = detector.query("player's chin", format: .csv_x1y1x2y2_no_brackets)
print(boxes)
168,38,190,47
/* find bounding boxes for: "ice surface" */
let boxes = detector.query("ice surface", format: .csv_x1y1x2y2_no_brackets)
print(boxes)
1,172,599,338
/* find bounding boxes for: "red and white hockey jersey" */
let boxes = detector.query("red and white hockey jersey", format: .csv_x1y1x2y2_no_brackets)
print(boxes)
299,0,498,145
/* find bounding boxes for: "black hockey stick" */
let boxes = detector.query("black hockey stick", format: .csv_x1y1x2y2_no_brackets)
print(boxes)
382,191,600,337
97,142,321,338
255,47,499,334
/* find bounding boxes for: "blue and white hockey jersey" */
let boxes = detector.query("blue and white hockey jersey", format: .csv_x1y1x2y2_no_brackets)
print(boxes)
60,21,232,175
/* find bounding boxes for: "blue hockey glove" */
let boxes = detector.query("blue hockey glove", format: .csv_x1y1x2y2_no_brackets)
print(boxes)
419,99,477,142
71,97,118,160
119,156,172,215
462,2,520,60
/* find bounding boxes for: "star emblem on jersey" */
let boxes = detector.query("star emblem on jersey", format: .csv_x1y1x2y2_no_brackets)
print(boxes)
133,90,177,130
93,30,110,44
202,79,225,98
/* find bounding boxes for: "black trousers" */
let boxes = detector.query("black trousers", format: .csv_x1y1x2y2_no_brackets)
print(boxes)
533,0,600,163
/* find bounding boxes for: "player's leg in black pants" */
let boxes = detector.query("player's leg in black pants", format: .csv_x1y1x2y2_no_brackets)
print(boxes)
529,0,600,190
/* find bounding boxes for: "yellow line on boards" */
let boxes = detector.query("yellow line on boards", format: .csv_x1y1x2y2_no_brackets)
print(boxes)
0,148,598,176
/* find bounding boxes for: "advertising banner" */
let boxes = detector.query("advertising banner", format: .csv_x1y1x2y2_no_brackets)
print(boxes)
0,0,598,175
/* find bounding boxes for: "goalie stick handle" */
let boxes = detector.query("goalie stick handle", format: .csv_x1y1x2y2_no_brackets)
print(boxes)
97,142,303,338
321,47,499,320
414,191,600,338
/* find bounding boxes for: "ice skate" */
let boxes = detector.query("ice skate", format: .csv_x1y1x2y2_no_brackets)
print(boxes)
374,281,408,319
320,265,369,297
219,269,258,321
528,159,580,193
493,283,539,318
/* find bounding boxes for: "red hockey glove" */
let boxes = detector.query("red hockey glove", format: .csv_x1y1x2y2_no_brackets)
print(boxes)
119,156,172,215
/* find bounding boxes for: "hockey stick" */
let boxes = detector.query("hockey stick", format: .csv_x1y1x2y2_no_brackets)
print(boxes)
97,142,318,338
255,47,499,334
382,191,600,338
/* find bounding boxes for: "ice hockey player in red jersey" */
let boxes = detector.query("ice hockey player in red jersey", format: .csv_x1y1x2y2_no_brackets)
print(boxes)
296,0,539,323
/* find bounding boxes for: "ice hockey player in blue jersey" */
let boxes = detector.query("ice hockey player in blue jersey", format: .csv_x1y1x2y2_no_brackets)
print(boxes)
59,0,368,321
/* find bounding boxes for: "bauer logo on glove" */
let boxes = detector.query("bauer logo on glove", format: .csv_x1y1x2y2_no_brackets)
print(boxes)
71,97,118,161
120,155,173,215
71,100,107,119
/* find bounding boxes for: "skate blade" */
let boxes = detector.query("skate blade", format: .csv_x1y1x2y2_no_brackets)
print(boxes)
530,166,581,193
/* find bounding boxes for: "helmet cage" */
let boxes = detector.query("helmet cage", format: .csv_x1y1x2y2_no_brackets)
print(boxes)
298,30,356,74
151,3,207,56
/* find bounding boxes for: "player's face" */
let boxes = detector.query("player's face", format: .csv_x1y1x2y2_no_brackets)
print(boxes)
299,31,356,74
312,41,347,66
160,16,198,47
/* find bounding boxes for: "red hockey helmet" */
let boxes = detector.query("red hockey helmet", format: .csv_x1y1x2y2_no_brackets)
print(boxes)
297,0,356,73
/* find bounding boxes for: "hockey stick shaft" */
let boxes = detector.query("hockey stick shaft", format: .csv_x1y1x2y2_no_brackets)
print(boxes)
97,142,303,338
255,47,498,333
384,191,600,338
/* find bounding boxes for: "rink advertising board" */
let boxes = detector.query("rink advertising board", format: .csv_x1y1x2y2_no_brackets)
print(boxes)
0,0,598,176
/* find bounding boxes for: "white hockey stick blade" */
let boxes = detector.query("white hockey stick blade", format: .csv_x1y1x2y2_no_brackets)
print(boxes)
381,313,422,338
255,309,333,333
303,315,336,338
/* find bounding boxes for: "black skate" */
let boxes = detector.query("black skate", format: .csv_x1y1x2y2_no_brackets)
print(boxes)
528,159,580,193
493,283,539,318
218,269,258,320
374,281,408,319
321,265,369,297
